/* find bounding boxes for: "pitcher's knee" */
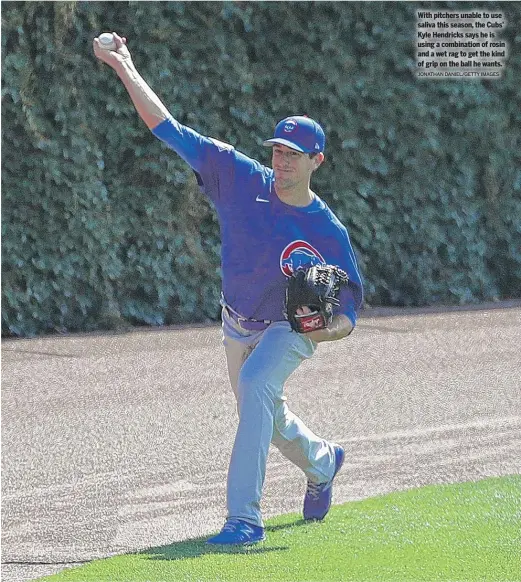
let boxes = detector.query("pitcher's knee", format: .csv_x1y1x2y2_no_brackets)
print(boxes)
239,357,263,386
274,403,301,439
237,364,278,404
238,370,266,397
273,403,288,432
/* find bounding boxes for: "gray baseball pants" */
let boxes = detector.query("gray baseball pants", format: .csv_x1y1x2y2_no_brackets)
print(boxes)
221,307,336,528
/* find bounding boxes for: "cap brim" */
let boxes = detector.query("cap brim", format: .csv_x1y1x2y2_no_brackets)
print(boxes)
262,138,308,153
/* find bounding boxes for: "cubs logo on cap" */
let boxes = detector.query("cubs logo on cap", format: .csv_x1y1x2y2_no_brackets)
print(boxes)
283,119,298,133
263,115,325,154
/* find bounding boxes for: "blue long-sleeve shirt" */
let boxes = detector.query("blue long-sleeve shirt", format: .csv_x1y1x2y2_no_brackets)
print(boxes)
153,117,363,325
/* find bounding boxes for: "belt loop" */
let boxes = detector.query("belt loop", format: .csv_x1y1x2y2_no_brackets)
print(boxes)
221,295,272,330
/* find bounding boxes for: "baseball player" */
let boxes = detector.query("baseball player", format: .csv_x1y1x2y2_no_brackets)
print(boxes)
94,33,363,546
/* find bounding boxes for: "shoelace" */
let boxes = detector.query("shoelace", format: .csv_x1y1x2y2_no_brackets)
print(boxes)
306,481,325,501
222,520,240,533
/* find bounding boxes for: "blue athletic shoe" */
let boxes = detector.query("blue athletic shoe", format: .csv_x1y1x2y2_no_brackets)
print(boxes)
303,444,345,520
206,518,266,545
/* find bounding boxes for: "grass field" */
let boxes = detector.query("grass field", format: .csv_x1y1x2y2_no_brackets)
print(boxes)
40,475,521,582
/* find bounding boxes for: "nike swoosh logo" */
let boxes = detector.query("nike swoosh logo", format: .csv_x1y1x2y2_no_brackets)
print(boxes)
256,195,269,203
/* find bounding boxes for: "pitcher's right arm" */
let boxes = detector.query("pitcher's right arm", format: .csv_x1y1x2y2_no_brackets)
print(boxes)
93,32,258,201
93,32,213,174
93,32,169,130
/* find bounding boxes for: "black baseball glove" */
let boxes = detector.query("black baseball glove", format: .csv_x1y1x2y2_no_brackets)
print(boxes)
285,265,349,333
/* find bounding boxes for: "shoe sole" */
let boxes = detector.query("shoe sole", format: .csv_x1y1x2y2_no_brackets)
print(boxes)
206,535,265,546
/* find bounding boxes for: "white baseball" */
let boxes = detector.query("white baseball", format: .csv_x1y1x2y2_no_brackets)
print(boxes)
98,32,116,51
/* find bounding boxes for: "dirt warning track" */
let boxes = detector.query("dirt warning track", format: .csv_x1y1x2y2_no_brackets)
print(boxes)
2,304,520,581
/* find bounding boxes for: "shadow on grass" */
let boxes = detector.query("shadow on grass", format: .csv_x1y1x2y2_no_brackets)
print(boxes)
141,518,309,562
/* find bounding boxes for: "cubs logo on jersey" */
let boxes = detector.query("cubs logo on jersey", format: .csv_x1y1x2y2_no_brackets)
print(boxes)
280,240,325,277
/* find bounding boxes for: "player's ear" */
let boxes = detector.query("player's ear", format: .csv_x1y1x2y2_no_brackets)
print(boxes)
312,152,325,171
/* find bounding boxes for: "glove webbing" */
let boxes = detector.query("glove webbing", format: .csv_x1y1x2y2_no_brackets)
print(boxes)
318,266,348,306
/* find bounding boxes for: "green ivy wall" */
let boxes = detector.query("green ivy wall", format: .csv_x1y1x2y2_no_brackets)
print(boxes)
2,1,520,336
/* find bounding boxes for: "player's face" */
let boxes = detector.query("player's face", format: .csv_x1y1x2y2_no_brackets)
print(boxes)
271,144,318,190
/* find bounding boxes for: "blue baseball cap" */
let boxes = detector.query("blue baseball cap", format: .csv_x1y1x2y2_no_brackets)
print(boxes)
263,115,325,154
